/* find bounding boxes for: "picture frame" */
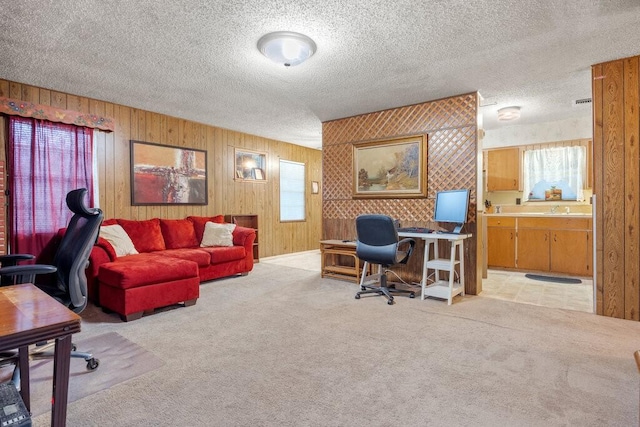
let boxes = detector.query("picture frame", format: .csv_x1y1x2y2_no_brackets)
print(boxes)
130,140,207,205
235,148,267,181
353,135,427,199
311,181,319,194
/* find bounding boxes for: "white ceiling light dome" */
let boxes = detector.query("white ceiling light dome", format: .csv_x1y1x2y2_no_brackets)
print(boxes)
257,31,317,67
497,106,521,121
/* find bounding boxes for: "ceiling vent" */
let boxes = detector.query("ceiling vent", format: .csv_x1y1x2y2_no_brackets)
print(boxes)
573,98,592,107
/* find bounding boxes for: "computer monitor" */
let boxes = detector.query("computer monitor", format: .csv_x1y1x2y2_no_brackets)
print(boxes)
434,189,470,234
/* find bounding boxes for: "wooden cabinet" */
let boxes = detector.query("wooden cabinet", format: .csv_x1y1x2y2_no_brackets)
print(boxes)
224,214,259,262
517,228,550,271
486,147,521,191
550,229,591,276
487,217,516,268
490,216,592,276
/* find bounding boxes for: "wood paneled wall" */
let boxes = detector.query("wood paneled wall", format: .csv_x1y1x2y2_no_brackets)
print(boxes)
592,55,640,320
0,79,322,258
322,93,481,294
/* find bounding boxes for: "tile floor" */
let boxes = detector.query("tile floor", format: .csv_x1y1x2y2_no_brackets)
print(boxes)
261,250,594,313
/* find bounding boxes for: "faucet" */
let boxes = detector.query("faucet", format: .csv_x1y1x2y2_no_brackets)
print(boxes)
550,205,560,214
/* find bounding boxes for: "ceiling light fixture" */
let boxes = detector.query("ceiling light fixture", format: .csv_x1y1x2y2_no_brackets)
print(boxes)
497,106,521,121
257,31,316,67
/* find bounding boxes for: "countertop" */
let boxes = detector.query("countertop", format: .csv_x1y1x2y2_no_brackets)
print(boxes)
484,212,592,218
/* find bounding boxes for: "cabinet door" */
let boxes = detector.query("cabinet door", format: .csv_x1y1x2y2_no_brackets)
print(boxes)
487,148,520,191
550,230,590,276
487,227,516,268
517,228,550,271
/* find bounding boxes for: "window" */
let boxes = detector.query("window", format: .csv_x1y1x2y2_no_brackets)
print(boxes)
280,160,305,221
9,117,94,257
523,146,586,201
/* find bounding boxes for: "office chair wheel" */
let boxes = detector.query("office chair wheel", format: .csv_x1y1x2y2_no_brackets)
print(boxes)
387,299,394,305
355,294,360,299
409,292,415,298
71,344,77,351
360,286,366,291
86,358,100,371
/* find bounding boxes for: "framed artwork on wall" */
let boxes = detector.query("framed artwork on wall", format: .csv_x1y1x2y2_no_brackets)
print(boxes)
130,140,207,205
235,148,267,181
352,135,427,199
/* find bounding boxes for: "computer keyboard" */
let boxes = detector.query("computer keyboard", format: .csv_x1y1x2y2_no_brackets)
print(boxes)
397,227,433,233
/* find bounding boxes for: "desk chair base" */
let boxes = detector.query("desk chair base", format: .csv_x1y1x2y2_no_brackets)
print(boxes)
355,284,415,305
355,262,415,305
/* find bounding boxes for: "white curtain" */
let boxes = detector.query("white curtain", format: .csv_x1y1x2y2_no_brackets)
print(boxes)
523,146,586,201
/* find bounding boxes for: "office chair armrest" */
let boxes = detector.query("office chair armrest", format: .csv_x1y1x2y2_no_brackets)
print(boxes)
0,264,57,286
397,238,415,264
0,254,35,266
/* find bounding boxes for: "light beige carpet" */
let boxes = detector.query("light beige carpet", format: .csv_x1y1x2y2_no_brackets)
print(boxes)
1,332,164,417
27,262,640,426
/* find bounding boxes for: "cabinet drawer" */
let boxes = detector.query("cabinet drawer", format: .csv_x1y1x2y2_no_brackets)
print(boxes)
487,217,516,227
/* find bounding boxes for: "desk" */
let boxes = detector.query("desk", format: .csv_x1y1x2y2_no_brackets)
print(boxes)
0,283,81,427
398,231,471,304
320,240,367,283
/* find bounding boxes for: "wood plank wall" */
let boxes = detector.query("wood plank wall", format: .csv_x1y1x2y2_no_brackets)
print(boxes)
592,55,640,320
322,93,480,294
0,79,322,258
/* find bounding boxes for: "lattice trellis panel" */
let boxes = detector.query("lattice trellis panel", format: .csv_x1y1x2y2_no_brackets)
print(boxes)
322,93,478,225
323,93,477,146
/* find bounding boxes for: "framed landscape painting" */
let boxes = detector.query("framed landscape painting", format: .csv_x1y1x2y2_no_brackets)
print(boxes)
130,140,207,205
353,135,427,199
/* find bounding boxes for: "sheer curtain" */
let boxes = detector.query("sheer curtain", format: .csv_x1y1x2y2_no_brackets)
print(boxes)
8,116,94,258
523,146,586,201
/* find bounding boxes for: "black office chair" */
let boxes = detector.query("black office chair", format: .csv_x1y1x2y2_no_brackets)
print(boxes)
0,188,103,380
354,214,416,305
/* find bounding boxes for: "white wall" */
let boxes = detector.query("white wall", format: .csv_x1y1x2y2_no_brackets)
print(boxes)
483,116,592,149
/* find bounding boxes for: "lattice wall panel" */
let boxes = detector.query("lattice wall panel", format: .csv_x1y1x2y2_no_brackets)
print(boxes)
323,93,477,146
322,144,353,201
322,93,478,225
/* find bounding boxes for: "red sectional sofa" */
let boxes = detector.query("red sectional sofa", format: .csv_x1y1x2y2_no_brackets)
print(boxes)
87,215,256,321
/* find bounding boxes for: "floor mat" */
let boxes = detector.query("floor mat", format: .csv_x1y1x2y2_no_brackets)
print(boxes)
525,273,582,284
0,331,164,417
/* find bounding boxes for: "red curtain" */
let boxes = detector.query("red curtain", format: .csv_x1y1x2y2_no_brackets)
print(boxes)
8,116,94,258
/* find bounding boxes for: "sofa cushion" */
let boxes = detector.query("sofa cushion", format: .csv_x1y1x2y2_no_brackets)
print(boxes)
187,215,225,242
118,218,166,253
201,222,236,247
199,245,246,263
99,253,198,290
160,219,198,249
157,248,211,267
99,224,139,257
102,218,118,226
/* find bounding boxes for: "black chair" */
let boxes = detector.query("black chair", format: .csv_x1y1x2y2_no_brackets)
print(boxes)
0,188,103,379
354,214,416,305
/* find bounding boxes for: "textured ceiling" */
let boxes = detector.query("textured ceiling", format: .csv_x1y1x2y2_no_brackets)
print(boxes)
1,1,639,149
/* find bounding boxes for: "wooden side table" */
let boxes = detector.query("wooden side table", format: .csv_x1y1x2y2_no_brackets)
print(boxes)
320,240,366,283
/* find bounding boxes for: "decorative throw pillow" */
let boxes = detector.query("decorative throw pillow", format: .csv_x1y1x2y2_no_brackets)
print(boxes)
187,215,226,242
117,218,166,252
200,222,236,247
99,224,139,257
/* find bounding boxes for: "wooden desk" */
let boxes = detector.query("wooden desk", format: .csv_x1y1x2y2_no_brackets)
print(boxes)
398,231,471,305
320,240,366,283
0,283,81,427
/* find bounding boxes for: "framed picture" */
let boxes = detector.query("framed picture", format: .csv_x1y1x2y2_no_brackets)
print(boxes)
311,181,319,194
353,135,427,199
130,140,207,205
235,148,267,181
